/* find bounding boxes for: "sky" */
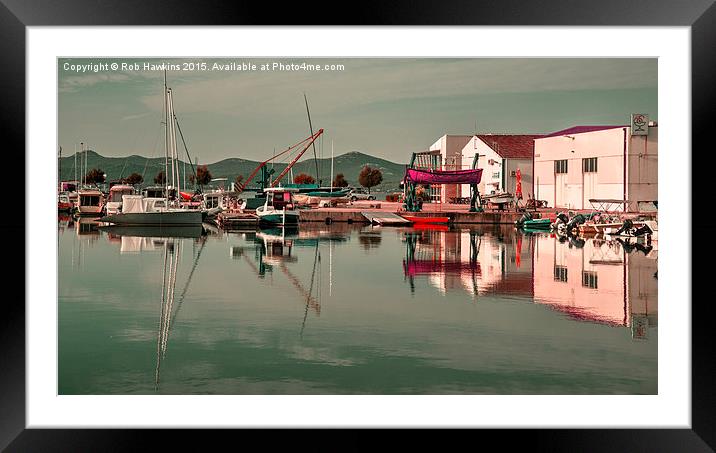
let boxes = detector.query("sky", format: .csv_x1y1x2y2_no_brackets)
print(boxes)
58,58,657,165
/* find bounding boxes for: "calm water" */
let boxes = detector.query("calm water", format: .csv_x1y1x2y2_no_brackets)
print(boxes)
58,215,657,394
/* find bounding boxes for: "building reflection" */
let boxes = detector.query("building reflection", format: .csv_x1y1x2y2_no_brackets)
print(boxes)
402,228,657,338
402,226,534,298
533,234,658,337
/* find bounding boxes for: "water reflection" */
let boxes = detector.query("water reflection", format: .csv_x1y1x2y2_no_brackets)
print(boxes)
533,233,657,338
401,228,657,338
59,217,658,394
402,226,534,298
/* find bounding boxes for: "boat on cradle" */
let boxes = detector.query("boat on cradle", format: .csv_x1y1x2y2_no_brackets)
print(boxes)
58,192,73,212
294,188,351,207
105,184,136,215
400,215,450,224
256,187,300,226
76,188,105,216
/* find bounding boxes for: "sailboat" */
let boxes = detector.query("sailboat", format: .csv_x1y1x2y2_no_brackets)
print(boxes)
100,74,202,226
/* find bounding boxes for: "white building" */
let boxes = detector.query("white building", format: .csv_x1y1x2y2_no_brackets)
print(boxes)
534,124,658,210
424,134,541,202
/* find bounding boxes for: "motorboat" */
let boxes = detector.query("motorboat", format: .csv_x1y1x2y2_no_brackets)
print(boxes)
105,184,135,215
256,187,300,226
58,192,73,212
76,188,105,216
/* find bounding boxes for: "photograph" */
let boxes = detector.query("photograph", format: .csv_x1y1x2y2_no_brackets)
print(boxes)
57,57,658,395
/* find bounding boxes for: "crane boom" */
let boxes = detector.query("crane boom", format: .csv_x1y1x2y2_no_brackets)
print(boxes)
270,128,324,187
237,128,324,193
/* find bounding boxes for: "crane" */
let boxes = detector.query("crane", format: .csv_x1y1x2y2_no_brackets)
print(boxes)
236,129,324,193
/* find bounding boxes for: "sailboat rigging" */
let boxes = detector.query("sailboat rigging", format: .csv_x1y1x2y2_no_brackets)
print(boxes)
100,73,203,226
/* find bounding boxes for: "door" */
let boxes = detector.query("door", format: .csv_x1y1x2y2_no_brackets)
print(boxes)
555,173,567,208
583,171,597,209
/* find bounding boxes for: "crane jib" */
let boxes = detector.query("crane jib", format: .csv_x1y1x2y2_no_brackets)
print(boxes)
237,129,324,192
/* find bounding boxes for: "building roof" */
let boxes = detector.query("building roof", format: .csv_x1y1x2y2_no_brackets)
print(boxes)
541,125,627,139
476,134,544,159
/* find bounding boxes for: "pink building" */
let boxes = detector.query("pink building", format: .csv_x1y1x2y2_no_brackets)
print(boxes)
534,124,658,210
532,234,658,333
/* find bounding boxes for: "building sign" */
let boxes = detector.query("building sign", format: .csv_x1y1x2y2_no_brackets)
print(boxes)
630,114,649,136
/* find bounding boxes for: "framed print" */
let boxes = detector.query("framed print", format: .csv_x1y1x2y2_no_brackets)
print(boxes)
4,0,713,450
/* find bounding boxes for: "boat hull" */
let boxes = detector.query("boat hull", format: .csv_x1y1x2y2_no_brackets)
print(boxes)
257,213,300,225
401,215,450,224
100,210,203,226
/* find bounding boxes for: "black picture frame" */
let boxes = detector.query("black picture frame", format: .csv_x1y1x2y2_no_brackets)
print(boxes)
3,1,711,450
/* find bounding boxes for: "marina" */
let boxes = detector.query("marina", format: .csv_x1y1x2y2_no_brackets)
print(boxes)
56,57,659,397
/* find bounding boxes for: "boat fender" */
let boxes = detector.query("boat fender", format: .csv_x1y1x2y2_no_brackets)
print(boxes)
325,217,332,225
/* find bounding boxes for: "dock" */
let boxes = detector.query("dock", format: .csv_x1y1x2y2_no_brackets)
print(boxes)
298,201,528,224
217,212,259,229
361,211,412,225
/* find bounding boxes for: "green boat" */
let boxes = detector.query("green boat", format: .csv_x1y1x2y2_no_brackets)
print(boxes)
520,218,552,229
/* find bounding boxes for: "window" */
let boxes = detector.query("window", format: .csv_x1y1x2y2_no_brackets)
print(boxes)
583,157,597,173
80,195,99,206
492,172,500,179
555,160,568,174
554,265,568,282
582,271,598,288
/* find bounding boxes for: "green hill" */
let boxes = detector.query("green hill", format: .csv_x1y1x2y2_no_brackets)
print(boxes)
59,150,407,191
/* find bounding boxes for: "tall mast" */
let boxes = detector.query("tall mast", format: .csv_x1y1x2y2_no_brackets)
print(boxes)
330,140,334,191
304,93,319,184
80,142,84,186
73,143,77,186
163,70,170,204
167,89,179,190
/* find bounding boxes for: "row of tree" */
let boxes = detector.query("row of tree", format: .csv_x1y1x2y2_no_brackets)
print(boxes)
79,164,384,193
290,165,384,192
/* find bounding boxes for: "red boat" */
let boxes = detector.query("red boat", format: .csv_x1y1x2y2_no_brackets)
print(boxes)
400,215,450,224
57,192,73,212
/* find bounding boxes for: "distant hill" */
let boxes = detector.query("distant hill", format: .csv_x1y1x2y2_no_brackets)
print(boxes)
59,150,407,191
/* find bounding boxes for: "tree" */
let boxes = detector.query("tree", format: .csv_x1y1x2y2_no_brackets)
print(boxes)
125,172,144,185
154,170,166,185
358,166,383,193
85,168,105,185
332,173,349,187
189,165,212,186
294,173,316,185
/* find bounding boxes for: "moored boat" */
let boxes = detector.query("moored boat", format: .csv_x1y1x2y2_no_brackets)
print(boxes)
521,218,552,229
400,215,450,224
100,195,202,226
76,188,105,216
106,184,136,215
256,187,300,226
58,192,73,212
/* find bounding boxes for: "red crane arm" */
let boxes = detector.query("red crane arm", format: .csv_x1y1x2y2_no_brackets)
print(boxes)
271,129,324,187
237,129,324,193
